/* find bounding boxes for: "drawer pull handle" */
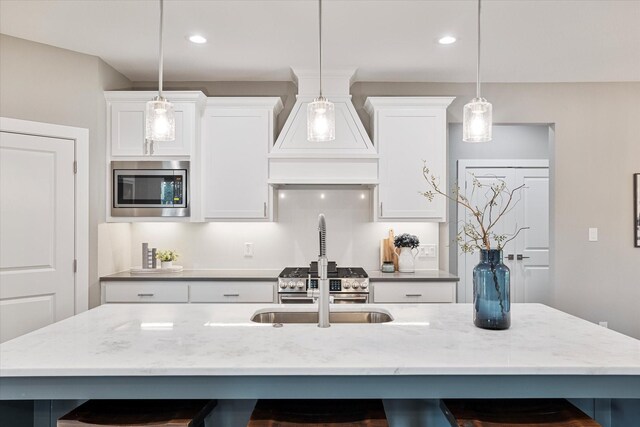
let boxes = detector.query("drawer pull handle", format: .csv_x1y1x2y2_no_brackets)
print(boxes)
405,294,422,297
137,293,154,297
223,293,240,297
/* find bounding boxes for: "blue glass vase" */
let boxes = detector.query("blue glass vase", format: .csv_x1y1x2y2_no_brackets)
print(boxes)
473,249,510,330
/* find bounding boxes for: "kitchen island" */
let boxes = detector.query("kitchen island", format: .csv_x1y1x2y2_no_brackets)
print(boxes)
1,303,639,425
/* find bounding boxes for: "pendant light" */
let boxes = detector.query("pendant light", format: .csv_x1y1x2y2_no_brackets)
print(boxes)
463,0,492,143
307,0,335,142
145,0,175,142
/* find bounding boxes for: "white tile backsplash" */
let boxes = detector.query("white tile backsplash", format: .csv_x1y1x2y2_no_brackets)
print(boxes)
130,188,439,271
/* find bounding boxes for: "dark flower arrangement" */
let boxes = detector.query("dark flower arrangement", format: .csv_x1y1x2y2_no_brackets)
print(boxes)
394,233,420,249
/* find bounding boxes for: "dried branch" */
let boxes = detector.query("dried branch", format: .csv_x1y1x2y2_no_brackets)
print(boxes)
422,162,528,253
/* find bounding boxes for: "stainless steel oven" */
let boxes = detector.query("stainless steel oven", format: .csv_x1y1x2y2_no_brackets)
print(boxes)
111,161,189,217
277,266,370,304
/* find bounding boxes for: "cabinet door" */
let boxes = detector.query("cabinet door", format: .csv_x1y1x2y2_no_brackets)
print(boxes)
377,109,446,220
153,103,192,157
110,102,192,157
103,282,189,303
189,282,275,303
110,102,146,156
203,109,270,219
373,281,455,303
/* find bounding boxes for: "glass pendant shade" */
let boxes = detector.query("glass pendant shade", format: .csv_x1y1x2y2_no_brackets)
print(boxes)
463,97,492,143
307,97,335,142
145,96,175,141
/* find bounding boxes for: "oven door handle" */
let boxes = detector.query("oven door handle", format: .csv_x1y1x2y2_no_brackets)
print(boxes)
331,296,368,303
280,296,315,303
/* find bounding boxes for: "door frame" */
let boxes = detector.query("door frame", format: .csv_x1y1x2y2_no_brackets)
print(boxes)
0,117,89,313
456,159,549,303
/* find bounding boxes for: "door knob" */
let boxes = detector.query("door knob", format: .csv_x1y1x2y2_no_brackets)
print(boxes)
516,254,530,260
507,254,515,261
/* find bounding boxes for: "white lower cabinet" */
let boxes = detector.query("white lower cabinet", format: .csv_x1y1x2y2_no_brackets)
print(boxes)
103,282,189,303
101,281,275,304
190,282,275,303
372,281,456,303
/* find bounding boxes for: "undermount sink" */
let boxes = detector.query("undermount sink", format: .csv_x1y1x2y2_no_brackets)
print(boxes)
250,309,393,324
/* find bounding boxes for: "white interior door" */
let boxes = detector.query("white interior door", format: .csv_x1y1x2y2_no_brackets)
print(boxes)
0,131,76,342
458,162,549,304
512,168,550,304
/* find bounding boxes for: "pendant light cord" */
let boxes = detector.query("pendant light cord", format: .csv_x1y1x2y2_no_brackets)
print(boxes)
158,0,164,98
318,0,323,97
476,0,481,99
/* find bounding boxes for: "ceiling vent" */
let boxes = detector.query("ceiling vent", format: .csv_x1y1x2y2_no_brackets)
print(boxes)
269,69,378,185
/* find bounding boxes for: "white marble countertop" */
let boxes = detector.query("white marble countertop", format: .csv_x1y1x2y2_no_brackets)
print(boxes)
100,269,458,282
1,303,638,377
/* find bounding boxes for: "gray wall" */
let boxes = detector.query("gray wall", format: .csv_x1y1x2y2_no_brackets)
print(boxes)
447,123,550,274
350,81,640,339
0,34,132,307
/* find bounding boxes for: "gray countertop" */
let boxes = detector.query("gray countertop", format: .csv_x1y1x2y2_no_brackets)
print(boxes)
100,269,281,281
367,270,459,282
100,269,459,282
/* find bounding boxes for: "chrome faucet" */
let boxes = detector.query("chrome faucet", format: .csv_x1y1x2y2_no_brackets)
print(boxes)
309,214,330,328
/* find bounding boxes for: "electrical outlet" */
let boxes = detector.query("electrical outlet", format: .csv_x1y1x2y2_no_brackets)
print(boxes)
598,321,608,328
589,228,598,242
243,242,254,257
418,244,437,258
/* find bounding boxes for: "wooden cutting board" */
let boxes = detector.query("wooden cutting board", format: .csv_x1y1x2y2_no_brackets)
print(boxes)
380,229,398,271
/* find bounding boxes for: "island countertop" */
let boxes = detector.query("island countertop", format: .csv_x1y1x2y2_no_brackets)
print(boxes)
1,303,638,378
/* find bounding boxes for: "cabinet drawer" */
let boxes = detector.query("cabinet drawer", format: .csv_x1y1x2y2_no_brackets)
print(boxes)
190,282,275,303
104,282,189,303
373,281,455,303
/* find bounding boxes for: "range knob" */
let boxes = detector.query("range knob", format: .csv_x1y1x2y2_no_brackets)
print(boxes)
343,280,351,289
288,282,296,289
296,281,305,289
279,282,287,289
360,282,368,289
352,281,360,289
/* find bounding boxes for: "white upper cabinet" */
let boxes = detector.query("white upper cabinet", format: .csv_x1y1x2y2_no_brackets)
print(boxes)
105,91,206,157
202,98,283,220
364,97,454,222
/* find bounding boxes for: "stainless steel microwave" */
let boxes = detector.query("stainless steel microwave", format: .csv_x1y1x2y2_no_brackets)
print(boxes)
111,161,189,217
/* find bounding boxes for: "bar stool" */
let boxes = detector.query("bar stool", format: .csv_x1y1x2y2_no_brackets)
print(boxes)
440,399,601,427
58,399,217,427
247,399,389,426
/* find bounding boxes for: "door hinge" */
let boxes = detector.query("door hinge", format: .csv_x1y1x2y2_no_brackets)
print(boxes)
73,259,77,273
73,161,77,174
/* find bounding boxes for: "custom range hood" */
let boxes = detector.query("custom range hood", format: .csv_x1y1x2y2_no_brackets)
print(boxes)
269,69,378,185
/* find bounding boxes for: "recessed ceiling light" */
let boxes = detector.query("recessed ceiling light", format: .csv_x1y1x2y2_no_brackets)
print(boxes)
438,36,457,45
188,35,207,44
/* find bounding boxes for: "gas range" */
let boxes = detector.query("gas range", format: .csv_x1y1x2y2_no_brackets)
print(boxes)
278,264,370,303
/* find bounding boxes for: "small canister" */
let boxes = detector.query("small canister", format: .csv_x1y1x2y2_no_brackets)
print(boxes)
381,261,395,273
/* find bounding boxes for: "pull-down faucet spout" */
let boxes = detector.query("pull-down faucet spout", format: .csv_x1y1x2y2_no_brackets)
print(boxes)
316,214,330,328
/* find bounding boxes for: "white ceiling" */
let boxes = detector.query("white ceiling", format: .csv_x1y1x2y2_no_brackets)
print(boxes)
1,0,639,83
